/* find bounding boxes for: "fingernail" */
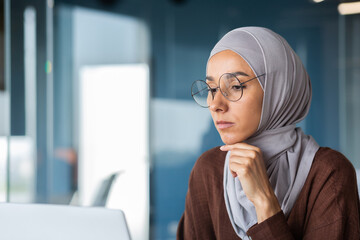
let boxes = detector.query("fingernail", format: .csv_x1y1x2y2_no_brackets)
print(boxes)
220,146,225,150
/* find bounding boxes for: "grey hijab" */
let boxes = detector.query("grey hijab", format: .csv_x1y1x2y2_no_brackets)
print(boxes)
208,27,320,239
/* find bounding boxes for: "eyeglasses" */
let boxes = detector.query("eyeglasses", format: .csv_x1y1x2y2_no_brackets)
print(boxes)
191,73,265,108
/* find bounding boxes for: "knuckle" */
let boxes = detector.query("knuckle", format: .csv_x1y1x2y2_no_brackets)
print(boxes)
231,150,240,156
240,166,250,176
247,158,255,167
250,151,257,159
229,162,237,170
244,157,252,166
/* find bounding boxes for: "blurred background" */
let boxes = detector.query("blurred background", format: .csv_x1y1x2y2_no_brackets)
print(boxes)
0,0,359,239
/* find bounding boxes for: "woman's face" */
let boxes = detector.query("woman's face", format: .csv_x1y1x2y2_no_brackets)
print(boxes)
206,50,264,145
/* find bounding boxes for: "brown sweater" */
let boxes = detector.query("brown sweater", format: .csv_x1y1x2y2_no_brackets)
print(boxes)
177,147,360,240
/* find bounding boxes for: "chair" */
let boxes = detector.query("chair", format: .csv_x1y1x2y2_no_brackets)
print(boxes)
92,171,122,206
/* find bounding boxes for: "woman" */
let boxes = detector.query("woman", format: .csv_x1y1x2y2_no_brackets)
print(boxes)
177,27,360,239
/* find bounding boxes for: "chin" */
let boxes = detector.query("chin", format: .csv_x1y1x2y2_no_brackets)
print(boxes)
219,133,245,145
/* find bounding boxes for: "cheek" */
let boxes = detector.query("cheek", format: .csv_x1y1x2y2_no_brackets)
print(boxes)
248,100,262,119
238,96,261,117
231,96,263,136
248,99,263,127
244,87,263,118
254,93,264,121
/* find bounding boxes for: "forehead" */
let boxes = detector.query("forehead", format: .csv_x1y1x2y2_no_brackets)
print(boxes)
206,50,254,78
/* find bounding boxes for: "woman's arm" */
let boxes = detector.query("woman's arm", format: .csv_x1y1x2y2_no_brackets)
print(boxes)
246,162,360,240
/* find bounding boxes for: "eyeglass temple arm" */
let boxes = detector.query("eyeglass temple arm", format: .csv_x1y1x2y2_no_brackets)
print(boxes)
240,73,266,85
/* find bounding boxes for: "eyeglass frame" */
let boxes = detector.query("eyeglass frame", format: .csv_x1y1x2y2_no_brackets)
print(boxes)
191,73,266,108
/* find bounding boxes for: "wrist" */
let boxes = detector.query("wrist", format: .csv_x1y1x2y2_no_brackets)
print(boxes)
254,194,281,223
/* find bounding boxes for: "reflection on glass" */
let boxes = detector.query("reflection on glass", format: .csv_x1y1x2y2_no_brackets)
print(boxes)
0,0,4,91
339,14,360,170
0,0,7,203
24,6,37,139
0,91,9,136
78,64,149,240
0,137,7,202
9,136,35,202
5,6,38,204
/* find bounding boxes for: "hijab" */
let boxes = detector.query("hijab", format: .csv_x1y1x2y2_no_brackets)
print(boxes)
207,27,320,239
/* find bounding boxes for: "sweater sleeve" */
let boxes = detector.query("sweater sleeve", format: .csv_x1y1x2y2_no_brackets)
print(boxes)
176,158,217,240
246,149,360,240
246,211,295,239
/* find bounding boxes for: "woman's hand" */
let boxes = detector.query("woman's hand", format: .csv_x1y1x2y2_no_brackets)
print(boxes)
220,143,281,223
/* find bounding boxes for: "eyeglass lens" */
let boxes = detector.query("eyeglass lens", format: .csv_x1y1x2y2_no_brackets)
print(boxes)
191,73,243,107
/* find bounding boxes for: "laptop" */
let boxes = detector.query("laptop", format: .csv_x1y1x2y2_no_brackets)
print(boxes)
0,203,131,240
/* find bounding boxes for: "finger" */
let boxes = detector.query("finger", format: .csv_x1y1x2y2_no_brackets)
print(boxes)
229,157,250,178
229,148,259,159
229,156,254,168
220,142,260,152
229,161,252,178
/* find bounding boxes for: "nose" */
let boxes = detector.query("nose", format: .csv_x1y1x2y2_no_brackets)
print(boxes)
209,88,228,112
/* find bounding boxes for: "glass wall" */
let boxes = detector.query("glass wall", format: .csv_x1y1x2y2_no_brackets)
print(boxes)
0,0,9,203
6,0,43,204
339,12,360,186
3,0,360,240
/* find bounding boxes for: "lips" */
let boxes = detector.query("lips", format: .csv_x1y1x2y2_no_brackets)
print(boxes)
216,121,235,130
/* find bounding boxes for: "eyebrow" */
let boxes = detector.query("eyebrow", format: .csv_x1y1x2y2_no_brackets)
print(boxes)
206,71,249,81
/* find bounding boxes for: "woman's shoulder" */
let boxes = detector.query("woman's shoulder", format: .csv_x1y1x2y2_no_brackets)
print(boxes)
313,147,355,175
310,147,357,192
191,146,227,179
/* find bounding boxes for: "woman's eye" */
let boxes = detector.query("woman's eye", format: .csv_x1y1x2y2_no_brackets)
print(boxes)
231,85,244,90
210,88,217,93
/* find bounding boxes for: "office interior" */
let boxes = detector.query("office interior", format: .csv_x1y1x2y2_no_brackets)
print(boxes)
0,0,359,239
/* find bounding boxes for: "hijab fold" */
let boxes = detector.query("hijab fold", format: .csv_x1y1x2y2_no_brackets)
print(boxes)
208,27,319,240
